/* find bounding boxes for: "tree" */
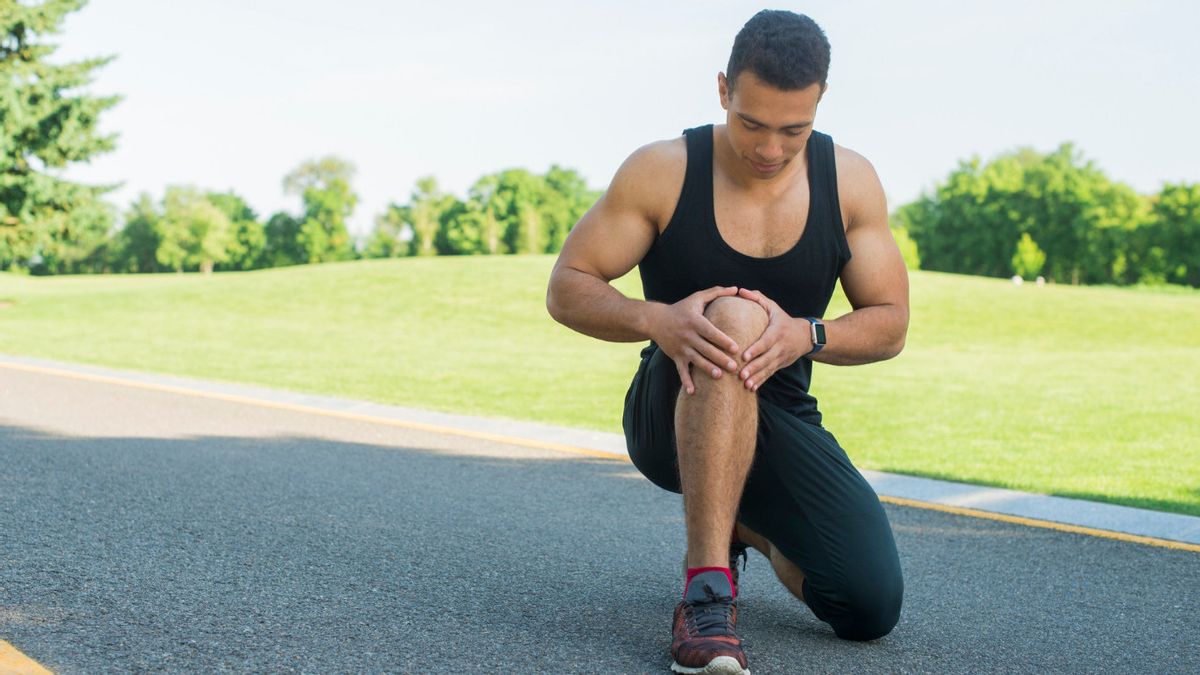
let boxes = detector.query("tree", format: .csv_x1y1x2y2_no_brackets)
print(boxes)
364,203,412,258
1011,233,1046,279
542,165,599,252
264,211,304,267
156,186,232,274
1144,183,1200,287
207,190,265,271
1,0,119,272
903,144,1151,285
495,169,547,254
409,176,451,256
112,193,161,273
283,156,357,263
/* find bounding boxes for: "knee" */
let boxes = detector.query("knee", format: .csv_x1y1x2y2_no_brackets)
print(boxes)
828,572,904,641
703,296,768,345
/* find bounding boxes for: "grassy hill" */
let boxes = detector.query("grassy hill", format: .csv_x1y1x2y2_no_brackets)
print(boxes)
2,257,1198,516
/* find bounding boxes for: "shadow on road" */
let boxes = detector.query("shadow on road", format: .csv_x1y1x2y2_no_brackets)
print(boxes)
2,423,1198,673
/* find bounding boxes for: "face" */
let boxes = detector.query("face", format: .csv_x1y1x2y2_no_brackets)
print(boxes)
718,70,824,179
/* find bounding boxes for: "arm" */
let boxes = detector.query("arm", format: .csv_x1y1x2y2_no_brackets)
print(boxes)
815,147,910,366
734,147,910,389
546,141,743,393
545,141,671,342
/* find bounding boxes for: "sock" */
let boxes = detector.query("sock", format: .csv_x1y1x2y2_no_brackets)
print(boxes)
685,566,736,599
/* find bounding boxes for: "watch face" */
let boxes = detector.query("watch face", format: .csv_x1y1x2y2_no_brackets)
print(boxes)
813,323,827,344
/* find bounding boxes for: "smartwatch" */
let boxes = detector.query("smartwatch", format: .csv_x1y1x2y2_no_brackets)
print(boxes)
804,317,826,356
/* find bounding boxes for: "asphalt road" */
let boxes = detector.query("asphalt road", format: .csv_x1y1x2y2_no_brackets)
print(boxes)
1,367,1198,674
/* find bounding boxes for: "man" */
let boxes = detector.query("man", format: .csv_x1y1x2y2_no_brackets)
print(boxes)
546,10,908,674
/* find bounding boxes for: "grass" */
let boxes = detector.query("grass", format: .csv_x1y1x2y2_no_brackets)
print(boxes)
2,257,1198,517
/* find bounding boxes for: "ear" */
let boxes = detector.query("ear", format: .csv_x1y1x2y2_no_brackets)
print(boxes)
718,72,730,110
818,82,828,103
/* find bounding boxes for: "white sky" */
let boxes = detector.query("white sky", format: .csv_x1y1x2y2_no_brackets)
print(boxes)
52,0,1200,237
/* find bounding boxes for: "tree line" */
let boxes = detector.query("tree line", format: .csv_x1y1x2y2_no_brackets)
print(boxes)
97,159,600,274
892,144,1200,287
4,1,1198,287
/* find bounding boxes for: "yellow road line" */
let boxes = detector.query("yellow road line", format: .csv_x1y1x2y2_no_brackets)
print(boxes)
4,359,1199,555
880,495,1200,553
0,640,53,675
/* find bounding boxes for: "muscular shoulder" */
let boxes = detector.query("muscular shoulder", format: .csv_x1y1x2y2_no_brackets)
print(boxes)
832,143,887,231
609,136,688,232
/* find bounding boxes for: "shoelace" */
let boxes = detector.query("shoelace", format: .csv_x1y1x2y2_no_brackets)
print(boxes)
688,583,737,637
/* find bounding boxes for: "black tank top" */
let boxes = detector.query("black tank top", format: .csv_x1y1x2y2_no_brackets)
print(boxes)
637,124,852,422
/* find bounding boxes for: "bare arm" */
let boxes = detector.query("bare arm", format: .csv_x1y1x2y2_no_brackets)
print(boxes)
705,146,912,390
815,147,910,366
545,142,669,342
546,140,743,393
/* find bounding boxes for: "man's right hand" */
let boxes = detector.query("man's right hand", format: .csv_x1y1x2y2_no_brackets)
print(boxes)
647,286,743,395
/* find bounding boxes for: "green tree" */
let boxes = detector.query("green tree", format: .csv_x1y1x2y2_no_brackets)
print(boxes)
364,203,412,258
156,186,232,274
409,176,452,256
112,193,161,273
1,0,119,273
207,191,265,271
264,211,304,267
1011,232,1046,279
904,144,1150,285
1145,183,1200,287
283,156,357,263
542,165,598,252
494,169,547,254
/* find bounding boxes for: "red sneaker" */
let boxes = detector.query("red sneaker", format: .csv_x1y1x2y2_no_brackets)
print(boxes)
670,570,749,674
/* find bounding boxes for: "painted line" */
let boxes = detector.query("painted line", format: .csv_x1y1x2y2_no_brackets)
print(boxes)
879,495,1200,553
0,640,53,675
4,360,1198,555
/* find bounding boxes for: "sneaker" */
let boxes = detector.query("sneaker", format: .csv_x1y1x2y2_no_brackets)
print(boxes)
670,570,749,674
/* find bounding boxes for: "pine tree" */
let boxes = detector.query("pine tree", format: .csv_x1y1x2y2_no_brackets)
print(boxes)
1,0,119,273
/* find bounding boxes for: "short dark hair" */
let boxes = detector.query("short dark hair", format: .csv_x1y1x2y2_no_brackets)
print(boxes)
726,10,831,93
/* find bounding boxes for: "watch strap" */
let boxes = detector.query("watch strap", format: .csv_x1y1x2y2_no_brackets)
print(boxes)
804,317,826,355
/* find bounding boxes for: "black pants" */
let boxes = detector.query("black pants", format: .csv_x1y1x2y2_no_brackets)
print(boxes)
622,344,903,641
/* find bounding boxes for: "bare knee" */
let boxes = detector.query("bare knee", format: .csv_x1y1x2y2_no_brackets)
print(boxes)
703,296,768,347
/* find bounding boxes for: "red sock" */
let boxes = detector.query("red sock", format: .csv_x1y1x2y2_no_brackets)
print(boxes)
685,566,736,599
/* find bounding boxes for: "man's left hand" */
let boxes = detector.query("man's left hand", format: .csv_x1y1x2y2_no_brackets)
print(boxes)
735,288,814,391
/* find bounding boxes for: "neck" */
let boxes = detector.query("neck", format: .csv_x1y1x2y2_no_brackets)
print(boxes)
713,124,807,194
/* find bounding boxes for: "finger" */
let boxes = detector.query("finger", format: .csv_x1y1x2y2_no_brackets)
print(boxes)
695,318,740,357
674,358,695,395
741,325,779,365
701,285,740,303
744,353,779,390
737,288,774,316
741,344,780,384
693,335,739,372
683,346,725,381
734,285,772,312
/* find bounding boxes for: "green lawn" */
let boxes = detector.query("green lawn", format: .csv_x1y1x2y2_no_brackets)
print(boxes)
2,257,1198,516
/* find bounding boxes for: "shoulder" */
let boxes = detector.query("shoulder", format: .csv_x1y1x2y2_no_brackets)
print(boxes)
832,142,886,231
608,135,688,232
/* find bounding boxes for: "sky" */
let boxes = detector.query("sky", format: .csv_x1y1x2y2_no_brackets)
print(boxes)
50,0,1200,238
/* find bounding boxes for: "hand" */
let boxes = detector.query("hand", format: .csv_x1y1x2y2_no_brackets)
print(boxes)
735,288,814,392
647,286,743,395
